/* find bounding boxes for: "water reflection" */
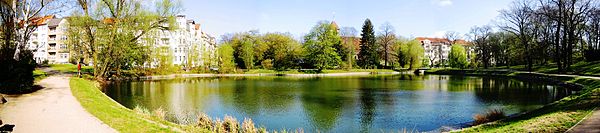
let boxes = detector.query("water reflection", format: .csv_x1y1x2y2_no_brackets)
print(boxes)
105,75,571,132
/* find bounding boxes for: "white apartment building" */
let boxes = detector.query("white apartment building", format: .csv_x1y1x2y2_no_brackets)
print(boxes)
417,37,473,66
149,15,216,68
28,15,70,64
26,15,216,67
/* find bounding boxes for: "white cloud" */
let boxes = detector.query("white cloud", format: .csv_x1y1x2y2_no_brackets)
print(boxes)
432,0,453,7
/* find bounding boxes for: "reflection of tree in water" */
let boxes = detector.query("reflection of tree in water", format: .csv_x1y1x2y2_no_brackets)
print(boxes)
300,78,358,131
224,77,296,116
474,77,572,107
358,87,376,132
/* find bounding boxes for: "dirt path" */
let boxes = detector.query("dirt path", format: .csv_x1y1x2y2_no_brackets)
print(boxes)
0,75,116,133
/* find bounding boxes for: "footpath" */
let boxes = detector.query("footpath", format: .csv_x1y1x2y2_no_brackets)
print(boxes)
0,69,115,132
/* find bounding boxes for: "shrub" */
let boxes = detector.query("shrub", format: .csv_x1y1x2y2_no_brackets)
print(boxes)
242,118,257,133
473,109,506,125
152,107,166,120
197,113,214,131
261,59,273,70
0,49,37,94
222,115,239,133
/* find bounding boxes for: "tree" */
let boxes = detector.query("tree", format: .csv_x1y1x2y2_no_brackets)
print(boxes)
68,0,181,81
448,44,469,68
584,8,600,61
445,31,461,44
358,19,379,68
393,40,407,68
1,0,64,93
262,33,303,70
377,22,396,68
340,27,359,69
500,0,534,71
469,25,493,69
303,21,342,70
217,43,236,73
403,40,424,70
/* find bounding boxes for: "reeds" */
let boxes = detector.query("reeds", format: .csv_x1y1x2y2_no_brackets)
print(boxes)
473,108,506,125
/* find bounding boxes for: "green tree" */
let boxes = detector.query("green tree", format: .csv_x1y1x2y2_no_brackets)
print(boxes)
403,40,424,70
358,19,379,68
303,21,342,70
449,44,469,68
0,0,63,93
262,33,303,70
217,43,236,73
68,0,181,80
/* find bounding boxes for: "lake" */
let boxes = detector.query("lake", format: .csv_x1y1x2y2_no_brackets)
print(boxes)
104,74,572,132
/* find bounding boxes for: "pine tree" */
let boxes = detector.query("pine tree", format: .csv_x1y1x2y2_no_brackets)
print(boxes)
358,19,378,68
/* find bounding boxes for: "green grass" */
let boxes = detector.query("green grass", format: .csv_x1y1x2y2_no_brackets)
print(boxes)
33,69,47,82
490,61,600,76
50,64,93,73
453,74,600,132
70,78,204,132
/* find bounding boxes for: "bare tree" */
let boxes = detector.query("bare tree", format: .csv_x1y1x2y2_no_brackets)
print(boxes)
470,25,493,69
445,31,461,44
500,0,535,71
340,27,358,37
377,22,396,67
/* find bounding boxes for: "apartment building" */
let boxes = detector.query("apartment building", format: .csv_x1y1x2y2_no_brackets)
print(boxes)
28,15,70,64
416,37,473,66
26,14,216,67
149,15,217,68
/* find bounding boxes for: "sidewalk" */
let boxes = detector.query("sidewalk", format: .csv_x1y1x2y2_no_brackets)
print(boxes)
0,75,116,132
567,108,600,133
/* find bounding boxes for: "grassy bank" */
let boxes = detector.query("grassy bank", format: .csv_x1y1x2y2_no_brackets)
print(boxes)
426,69,600,132
70,78,202,132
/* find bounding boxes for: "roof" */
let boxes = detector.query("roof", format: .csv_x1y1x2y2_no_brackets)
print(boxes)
415,37,450,44
20,15,54,27
48,18,63,28
194,24,200,30
416,37,472,46
102,18,115,24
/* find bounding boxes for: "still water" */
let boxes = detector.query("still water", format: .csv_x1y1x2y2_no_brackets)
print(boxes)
104,75,571,132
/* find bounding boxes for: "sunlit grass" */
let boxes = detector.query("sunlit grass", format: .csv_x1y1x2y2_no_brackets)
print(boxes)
454,76,600,132
70,78,203,132
33,69,47,82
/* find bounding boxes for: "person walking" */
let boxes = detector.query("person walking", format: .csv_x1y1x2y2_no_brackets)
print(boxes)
77,62,82,78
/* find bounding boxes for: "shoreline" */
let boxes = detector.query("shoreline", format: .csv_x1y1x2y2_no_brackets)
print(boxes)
133,71,403,80
426,69,596,132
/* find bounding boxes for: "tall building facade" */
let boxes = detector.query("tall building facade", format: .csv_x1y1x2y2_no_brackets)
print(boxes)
28,15,70,64
26,14,217,68
146,15,217,68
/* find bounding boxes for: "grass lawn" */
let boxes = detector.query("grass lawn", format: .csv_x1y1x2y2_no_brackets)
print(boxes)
454,75,600,132
33,69,47,82
70,78,204,132
490,61,600,76
50,64,93,73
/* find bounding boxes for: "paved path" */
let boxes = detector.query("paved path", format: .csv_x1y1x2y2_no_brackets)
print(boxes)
0,75,116,133
524,72,600,133
567,108,600,133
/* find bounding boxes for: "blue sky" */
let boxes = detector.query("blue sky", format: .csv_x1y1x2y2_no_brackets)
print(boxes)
182,0,513,40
